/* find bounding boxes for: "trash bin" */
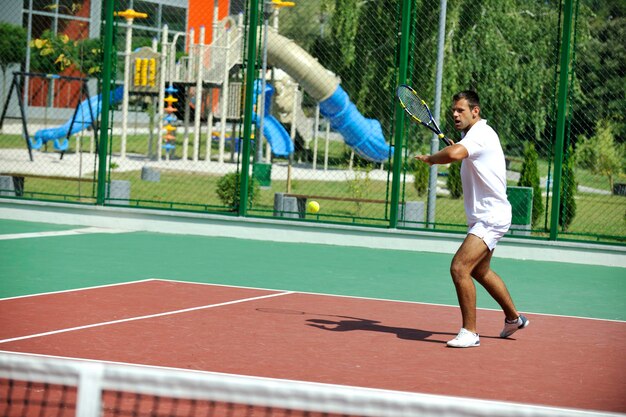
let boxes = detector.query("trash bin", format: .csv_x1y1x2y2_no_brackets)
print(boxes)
141,166,160,182
106,180,131,205
0,176,16,197
253,162,272,187
397,201,425,228
506,186,533,236
613,183,626,196
273,192,305,219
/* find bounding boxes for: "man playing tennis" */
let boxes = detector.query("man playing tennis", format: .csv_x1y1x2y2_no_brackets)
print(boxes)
414,90,529,348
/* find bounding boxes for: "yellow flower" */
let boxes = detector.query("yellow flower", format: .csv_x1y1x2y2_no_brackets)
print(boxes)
33,39,47,49
54,53,72,69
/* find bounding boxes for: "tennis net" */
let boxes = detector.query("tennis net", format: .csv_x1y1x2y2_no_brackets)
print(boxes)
0,351,614,417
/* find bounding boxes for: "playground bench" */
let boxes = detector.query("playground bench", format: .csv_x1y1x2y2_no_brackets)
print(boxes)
274,192,388,219
0,173,94,197
1,173,94,182
284,194,386,205
275,192,425,225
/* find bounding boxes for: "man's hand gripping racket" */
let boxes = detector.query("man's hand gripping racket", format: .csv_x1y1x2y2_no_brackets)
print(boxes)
396,84,454,147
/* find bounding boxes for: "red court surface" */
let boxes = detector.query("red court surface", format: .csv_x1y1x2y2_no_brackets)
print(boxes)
1,279,625,414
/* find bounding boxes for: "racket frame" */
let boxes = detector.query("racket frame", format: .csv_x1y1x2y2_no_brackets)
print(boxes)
396,84,453,146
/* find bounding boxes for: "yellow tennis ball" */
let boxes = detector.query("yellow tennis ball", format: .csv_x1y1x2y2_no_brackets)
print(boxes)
307,200,320,214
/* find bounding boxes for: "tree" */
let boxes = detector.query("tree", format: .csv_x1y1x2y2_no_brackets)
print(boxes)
445,0,559,155
0,23,27,104
518,142,544,226
559,146,577,231
571,2,626,143
412,160,429,197
447,162,462,199
576,120,623,192
346,166,371,217
327,0,360,75
30,30,101,76
277,1,328,51
312,0,398,131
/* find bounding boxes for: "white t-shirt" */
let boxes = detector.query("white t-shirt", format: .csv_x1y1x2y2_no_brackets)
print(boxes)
457,119,511,226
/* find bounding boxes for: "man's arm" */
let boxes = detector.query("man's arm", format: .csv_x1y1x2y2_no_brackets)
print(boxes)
414,143,468,166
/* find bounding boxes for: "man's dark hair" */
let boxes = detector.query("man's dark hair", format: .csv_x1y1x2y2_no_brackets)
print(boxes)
453,90,480,109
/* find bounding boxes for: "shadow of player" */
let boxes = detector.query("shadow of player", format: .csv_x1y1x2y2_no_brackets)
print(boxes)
306,316,456,344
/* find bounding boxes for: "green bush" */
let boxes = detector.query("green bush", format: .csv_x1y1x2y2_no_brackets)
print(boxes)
447,162,462,199
412,160,429,196
0,22,27,74
559,146,577,231
518,142,544,226
216,172,260,209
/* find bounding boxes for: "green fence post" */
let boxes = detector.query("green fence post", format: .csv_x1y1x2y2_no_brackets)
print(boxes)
239,0,260,217
389,0,412,228
550,0,574,240
96,0,115,205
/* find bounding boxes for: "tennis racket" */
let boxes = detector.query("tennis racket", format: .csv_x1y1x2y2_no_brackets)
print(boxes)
396,84,453,146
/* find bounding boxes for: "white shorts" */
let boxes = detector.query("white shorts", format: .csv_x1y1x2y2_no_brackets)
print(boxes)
468,221,511,251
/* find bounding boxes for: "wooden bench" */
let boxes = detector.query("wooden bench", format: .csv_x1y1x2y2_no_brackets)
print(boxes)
275,192,425,226
0,173,95,197
1,173,95,182
284,193,386,205
274,192,387,219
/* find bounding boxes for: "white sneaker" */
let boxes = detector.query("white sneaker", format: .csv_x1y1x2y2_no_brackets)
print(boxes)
447,328,480,348
500,314,530,338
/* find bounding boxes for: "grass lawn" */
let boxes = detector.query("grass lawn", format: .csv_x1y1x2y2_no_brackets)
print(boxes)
1,132,624,242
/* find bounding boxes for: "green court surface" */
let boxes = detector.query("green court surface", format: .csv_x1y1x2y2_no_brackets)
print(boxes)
1,219,624,321
0,219,79,235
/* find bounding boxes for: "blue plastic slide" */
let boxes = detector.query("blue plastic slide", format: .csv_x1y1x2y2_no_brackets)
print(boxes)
259,114,293,157
252,80,293,157
265,31,392,163
319,85,392,162
31,86,124,151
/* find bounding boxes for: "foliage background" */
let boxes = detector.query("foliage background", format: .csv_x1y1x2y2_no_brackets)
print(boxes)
0,0,623,243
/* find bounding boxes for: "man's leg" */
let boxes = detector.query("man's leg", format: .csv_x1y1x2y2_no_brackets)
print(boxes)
450,234,490,333
471,251,519,321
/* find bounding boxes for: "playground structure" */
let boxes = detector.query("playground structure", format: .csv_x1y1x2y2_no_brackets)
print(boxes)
0,73,123,161
1,2,394,169
144,4,393,163
117,1,393,165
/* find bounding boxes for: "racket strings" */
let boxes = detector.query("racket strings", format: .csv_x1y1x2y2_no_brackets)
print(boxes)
397,87,432,122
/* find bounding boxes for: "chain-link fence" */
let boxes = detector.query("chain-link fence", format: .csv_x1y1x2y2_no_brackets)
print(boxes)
0,0,624,244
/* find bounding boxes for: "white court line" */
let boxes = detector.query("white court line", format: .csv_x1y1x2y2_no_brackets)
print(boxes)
0,279,158,301
0,227,130,240
0,291,293,344
152,278,626,324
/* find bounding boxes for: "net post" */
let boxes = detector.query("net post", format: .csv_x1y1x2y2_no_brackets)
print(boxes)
76,362,104,417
